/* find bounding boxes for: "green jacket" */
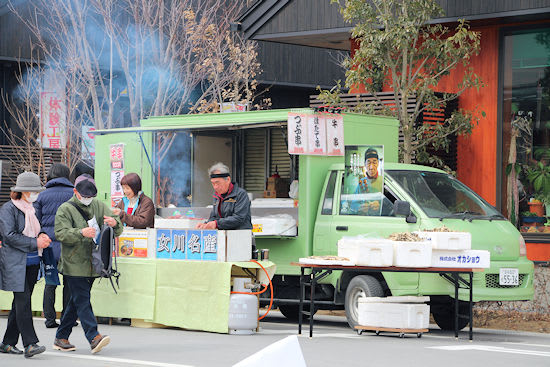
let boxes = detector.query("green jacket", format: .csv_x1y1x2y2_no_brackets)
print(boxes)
55,196,123,277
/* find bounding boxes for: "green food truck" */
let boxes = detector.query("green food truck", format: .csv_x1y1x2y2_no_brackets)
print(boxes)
93,108,534,330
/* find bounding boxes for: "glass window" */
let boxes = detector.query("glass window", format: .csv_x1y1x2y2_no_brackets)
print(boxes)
388,170,504,219
321,171,337,215
339,176,395,217
501,28,550,232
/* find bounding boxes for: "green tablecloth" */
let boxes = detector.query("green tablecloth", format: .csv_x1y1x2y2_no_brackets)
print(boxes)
0,258,275,334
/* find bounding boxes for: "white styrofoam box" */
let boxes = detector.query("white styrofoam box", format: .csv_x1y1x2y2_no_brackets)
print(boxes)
415,231,471,250
355,240,394,267
251,198,295,208
431,249,490,268
359,296,430,304
252,215,297,236
392,241,432,268
357,301,430,329
147,228,157,259
298,257,355,266
337,239,359,263
225,230,252,262
154,218,203,229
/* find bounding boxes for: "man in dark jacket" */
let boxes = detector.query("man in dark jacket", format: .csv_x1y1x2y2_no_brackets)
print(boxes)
197,162,252,230
34,163,74,328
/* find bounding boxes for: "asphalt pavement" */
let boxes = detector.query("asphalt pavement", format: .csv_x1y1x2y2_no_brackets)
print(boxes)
1,311,549,366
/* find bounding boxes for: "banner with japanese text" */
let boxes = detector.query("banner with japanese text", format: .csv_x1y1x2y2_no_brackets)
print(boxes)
40,91,66,149
307,114,327,155
110,143,125,207
82,126,96,160
326,114,345,156
287,112,308,154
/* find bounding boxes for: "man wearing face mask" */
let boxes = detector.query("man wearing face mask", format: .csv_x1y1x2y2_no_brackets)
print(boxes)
53,174,122,354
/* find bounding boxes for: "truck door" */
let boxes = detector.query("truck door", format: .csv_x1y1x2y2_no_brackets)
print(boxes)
329,171,421,291
313,170,338,255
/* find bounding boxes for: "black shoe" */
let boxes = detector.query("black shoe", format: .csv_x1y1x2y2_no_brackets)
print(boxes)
45,321,60,328
24,344,46,358
0,343,23,354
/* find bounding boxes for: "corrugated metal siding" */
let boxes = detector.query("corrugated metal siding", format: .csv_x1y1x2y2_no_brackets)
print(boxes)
244,129,266,192
269,126,290,178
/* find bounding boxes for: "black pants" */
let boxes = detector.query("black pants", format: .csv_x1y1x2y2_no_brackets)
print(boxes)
2,265,40,347
43,281,70,325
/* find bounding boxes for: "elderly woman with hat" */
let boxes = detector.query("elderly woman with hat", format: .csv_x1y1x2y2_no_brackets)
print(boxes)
0,171,52,358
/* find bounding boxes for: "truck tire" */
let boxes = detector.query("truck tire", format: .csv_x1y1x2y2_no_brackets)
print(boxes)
432,301,469,331
345,275,383,328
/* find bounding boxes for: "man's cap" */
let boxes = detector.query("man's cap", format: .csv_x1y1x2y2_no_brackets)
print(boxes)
364,148,379,161
11,171,45,192
75,174,97,198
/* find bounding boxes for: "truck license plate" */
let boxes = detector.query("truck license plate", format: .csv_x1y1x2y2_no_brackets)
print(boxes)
499,268,519,286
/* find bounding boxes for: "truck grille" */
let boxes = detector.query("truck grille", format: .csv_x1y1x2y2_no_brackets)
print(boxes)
485,274,525,288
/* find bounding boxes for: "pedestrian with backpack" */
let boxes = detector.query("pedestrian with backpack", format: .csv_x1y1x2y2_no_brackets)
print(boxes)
34,163,74,328
53,174,122,354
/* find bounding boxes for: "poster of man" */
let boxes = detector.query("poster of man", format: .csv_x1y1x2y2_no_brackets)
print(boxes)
341,145,384,216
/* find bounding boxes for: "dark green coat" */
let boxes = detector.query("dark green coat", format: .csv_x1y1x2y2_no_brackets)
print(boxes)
55,196,123,277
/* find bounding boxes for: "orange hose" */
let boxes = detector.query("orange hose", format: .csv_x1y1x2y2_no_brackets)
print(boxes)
230,259,274,321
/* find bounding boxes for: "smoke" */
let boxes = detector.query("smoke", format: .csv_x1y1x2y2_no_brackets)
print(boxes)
160,132,192,207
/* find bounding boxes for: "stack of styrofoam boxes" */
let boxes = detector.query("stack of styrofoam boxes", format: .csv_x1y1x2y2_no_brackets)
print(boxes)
337,237,393,266
415,231,490,268
358,296,430,329
391,240,432,267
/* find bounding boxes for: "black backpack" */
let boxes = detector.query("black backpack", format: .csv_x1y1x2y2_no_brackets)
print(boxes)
69,202,120,293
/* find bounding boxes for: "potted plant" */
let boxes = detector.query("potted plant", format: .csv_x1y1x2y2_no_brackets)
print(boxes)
520,211,545,227
526,161,550,216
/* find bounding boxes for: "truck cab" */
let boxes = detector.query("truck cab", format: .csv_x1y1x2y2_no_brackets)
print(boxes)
305,163,534,329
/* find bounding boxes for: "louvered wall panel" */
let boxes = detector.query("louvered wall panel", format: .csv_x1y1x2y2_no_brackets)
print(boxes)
0,145,63,205
243,129,266,192
270,127,291,179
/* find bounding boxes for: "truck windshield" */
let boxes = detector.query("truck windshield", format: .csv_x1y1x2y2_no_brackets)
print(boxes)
386,170,504,220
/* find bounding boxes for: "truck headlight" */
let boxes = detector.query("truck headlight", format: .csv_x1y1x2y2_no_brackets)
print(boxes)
519,235,526,257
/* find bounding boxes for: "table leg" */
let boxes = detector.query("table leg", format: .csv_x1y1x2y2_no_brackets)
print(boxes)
454,272,459,339
469,272,473,341
298,267,304,335
309,270,316,338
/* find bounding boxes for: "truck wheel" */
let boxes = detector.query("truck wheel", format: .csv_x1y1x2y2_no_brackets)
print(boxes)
278,304,315,321
345,275,383,329
432,301,469,331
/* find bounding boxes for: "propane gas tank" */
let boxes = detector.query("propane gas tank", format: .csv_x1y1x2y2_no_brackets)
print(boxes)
228,278,258,335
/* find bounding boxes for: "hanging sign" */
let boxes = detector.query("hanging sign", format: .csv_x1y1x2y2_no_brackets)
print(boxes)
40,91,67,149
81,125,96,160
109,143,125,207
326,113,345,156
307,114,327,155
287,112,308,154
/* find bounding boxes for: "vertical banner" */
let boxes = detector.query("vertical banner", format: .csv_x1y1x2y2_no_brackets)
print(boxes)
341,145,384,216
40,91,66,149
82,126,96,160
326,113,345,156
307,114,327,155
287,112,308,154
109,143,125,207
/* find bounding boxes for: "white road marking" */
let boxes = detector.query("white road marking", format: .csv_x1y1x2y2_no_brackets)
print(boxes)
429,345,550,357
504,342,550,349
43,351,196,367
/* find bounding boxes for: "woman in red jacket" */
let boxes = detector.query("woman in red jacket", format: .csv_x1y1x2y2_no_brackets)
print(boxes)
112,173,155,229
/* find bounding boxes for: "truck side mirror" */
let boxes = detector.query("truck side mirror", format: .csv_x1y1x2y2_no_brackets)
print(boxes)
393,200,417,224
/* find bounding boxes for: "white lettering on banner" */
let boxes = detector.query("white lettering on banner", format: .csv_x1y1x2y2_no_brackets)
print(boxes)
326,114,344,156
287,113,308,154
307,114,327,155
40,91,67,149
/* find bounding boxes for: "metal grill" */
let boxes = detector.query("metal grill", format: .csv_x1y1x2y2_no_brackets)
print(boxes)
485,273,525,288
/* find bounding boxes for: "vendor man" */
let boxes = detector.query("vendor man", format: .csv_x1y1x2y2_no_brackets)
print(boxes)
196,162,252,230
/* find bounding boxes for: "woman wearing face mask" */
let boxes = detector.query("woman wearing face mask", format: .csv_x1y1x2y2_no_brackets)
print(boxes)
112,173,155,229
0,172,51,358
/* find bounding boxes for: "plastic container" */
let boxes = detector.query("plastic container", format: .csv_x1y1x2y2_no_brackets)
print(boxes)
251,215,297,236
355,240,394,267
228,278,257,335
414,231,471,250
392,241,432,268
357,300,430,329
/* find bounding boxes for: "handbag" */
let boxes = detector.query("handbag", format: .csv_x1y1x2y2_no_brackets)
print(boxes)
41,246,60,286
